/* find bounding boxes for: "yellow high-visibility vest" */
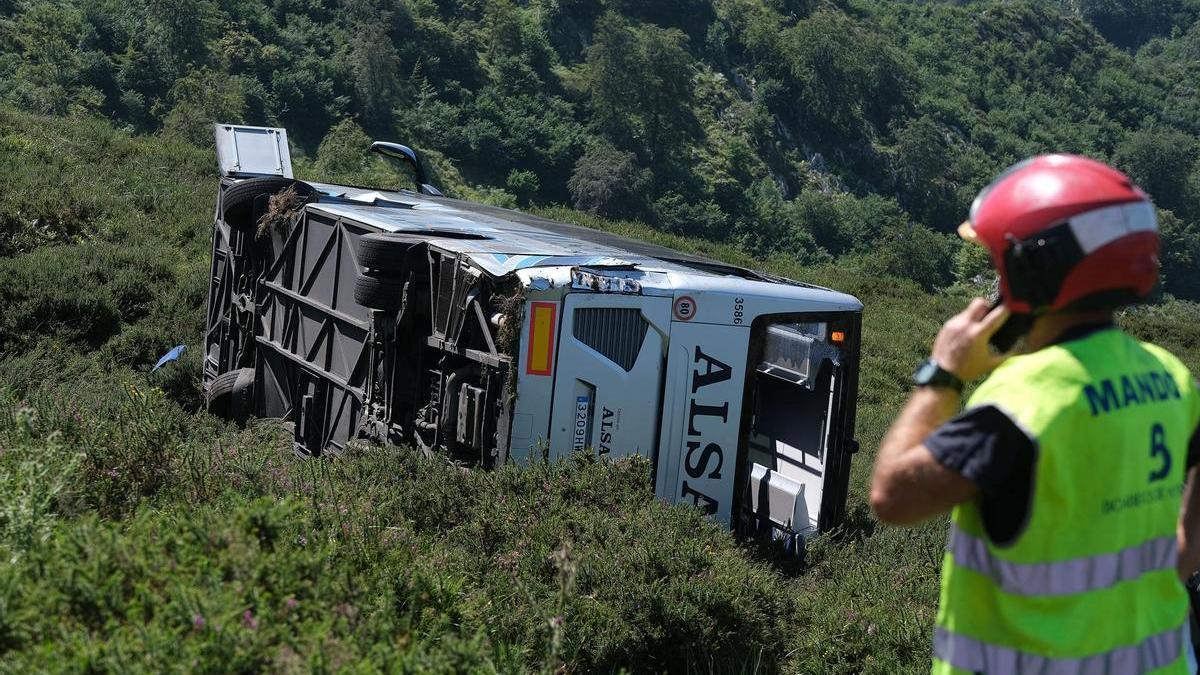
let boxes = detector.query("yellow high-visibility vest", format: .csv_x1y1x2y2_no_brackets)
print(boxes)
934,329,1200,674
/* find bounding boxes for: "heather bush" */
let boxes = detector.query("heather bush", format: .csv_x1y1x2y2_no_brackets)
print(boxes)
0,385,805,671
0,405,82,561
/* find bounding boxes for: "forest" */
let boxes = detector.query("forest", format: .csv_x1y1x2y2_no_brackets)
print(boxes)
3,0,1200,672
5,0,1200,294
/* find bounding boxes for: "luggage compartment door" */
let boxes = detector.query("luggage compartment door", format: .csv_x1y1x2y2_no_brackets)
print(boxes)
546,293,671,461
214,124,293,178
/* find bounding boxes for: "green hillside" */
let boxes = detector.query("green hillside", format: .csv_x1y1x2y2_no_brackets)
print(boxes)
6,0,1200,294
3,1,1200,672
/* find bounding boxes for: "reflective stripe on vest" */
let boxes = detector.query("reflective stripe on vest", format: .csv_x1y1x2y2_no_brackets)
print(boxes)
948,524,1177,597
934,623,1186,675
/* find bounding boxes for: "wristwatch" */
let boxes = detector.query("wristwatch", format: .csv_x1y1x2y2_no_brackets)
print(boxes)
912,358,965,393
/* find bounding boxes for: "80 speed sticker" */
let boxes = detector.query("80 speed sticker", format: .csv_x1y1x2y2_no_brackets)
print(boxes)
673,295,697,321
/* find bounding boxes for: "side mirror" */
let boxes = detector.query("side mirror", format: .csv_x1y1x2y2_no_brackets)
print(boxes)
369,141,444,197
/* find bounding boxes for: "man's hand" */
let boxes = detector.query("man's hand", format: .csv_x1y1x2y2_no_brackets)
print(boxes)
932,298,1012,382
869,298,1011,525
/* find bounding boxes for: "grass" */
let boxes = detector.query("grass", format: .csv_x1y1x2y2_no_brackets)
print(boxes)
1,107,1198,673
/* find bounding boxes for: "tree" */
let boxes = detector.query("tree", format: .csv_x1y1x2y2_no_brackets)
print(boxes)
580,13,697,160
1072,0,1199,50
505,169,540,206
606,0,717,41
892,115,972,231
953,240,995,287
653,192,727,238
567,144,651,219
341,0,403,129
773,11,915,140
142,0,222,73
1114,128,1199,217
161,68,247,145
1158,208,1200,300
732,179,830,264
479,0,560,101
791,191,905,257
1,3,106,115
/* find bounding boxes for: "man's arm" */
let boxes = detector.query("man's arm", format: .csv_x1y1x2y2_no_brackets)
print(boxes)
1178,466,1200,581
869,389,977,525
869,298,1010,526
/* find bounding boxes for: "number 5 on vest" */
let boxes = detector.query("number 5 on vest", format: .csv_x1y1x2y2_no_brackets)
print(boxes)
1149,423,1172,482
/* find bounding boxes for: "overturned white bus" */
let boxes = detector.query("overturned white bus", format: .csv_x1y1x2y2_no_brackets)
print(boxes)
204,124,862,541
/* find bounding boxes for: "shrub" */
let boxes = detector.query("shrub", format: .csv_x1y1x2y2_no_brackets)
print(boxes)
861,223,957,291
1120,300,1200,366
952,239,995,287
321,450,799,672
653,191,727,238
0,385,809,672
0,248,122,351
505,169,540,205
0,404,82,560
2,359,199,516
315,117,373,177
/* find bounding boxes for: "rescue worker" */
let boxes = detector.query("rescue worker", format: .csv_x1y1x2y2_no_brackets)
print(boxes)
868,155,1200,673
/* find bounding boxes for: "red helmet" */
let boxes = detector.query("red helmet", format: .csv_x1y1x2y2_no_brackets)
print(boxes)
959,154,1159,314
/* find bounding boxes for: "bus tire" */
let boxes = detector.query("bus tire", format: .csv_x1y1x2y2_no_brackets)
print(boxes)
354,270,405,311
357,232,422,273
207,368,255,423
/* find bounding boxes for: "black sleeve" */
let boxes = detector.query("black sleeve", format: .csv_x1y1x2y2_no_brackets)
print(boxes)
924,404,1037,494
